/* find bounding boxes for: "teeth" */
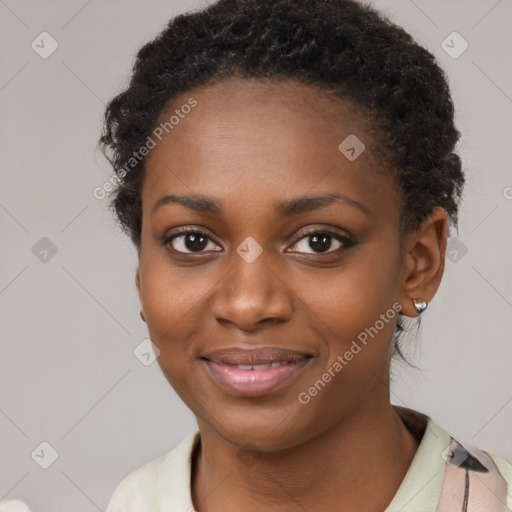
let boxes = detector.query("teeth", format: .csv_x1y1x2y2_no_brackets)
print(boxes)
252,363,271,370
235,361,288,370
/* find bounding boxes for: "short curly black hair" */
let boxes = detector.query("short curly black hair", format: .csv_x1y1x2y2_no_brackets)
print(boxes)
98,0,464,365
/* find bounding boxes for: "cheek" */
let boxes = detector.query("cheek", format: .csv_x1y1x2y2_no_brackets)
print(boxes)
138,251,213,365
304,242,403,374
292,264,401,434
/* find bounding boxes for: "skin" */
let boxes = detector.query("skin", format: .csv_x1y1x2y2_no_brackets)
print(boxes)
135,77,448,512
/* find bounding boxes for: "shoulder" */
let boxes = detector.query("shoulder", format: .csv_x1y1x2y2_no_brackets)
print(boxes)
105,430,199,512
478,448,512,501
389,406,512,512
486,450,512,484
427,417,512,512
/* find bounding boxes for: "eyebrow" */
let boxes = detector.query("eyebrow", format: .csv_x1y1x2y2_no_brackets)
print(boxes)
151,192,370,217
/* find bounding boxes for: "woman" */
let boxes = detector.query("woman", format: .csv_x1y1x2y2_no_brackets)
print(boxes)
99,0,512,510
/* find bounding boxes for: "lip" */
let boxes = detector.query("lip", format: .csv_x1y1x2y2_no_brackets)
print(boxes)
201,346,314,397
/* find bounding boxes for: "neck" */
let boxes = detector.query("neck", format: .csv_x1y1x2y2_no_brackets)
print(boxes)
191,401,422,512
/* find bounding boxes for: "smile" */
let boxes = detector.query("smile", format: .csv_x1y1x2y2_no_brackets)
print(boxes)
202,355,313,397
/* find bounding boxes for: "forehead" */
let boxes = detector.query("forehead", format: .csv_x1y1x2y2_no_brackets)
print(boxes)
141,77,397,221
151,76,368,149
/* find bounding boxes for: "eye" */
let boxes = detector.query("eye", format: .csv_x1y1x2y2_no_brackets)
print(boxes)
163,228,222,254
287,229,354,255
162,227,354,256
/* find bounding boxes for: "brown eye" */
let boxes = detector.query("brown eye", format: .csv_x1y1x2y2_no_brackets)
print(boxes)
288,230,354,255
164,229,222,254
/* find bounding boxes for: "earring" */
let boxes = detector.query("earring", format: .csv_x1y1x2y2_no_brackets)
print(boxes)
140,311,146,323
412,298,428,315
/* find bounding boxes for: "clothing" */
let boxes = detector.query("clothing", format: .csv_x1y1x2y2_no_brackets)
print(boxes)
106,406,512,512
0,501,32,512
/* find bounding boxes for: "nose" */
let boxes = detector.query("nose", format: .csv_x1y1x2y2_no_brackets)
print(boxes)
211,249,293,331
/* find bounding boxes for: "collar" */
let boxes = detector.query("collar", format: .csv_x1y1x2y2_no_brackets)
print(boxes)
152,406,449,512
385,406,450,511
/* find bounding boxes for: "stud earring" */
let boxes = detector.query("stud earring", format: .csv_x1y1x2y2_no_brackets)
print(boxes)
140,311,146,323
412,298,428,315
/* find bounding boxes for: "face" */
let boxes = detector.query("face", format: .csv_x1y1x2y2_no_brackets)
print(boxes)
136,77,407,450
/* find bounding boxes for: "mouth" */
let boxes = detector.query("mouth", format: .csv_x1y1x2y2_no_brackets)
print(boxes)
200,346,314,397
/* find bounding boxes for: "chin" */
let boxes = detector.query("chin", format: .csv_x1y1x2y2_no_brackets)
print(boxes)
205,408,316,452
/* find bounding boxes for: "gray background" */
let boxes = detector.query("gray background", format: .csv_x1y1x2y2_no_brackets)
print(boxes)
0,0,511,510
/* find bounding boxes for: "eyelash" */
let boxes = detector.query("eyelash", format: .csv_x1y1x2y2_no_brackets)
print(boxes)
161,226,355,256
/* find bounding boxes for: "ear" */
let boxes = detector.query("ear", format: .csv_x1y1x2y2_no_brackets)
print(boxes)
135,266,143,314
399,207,448,317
